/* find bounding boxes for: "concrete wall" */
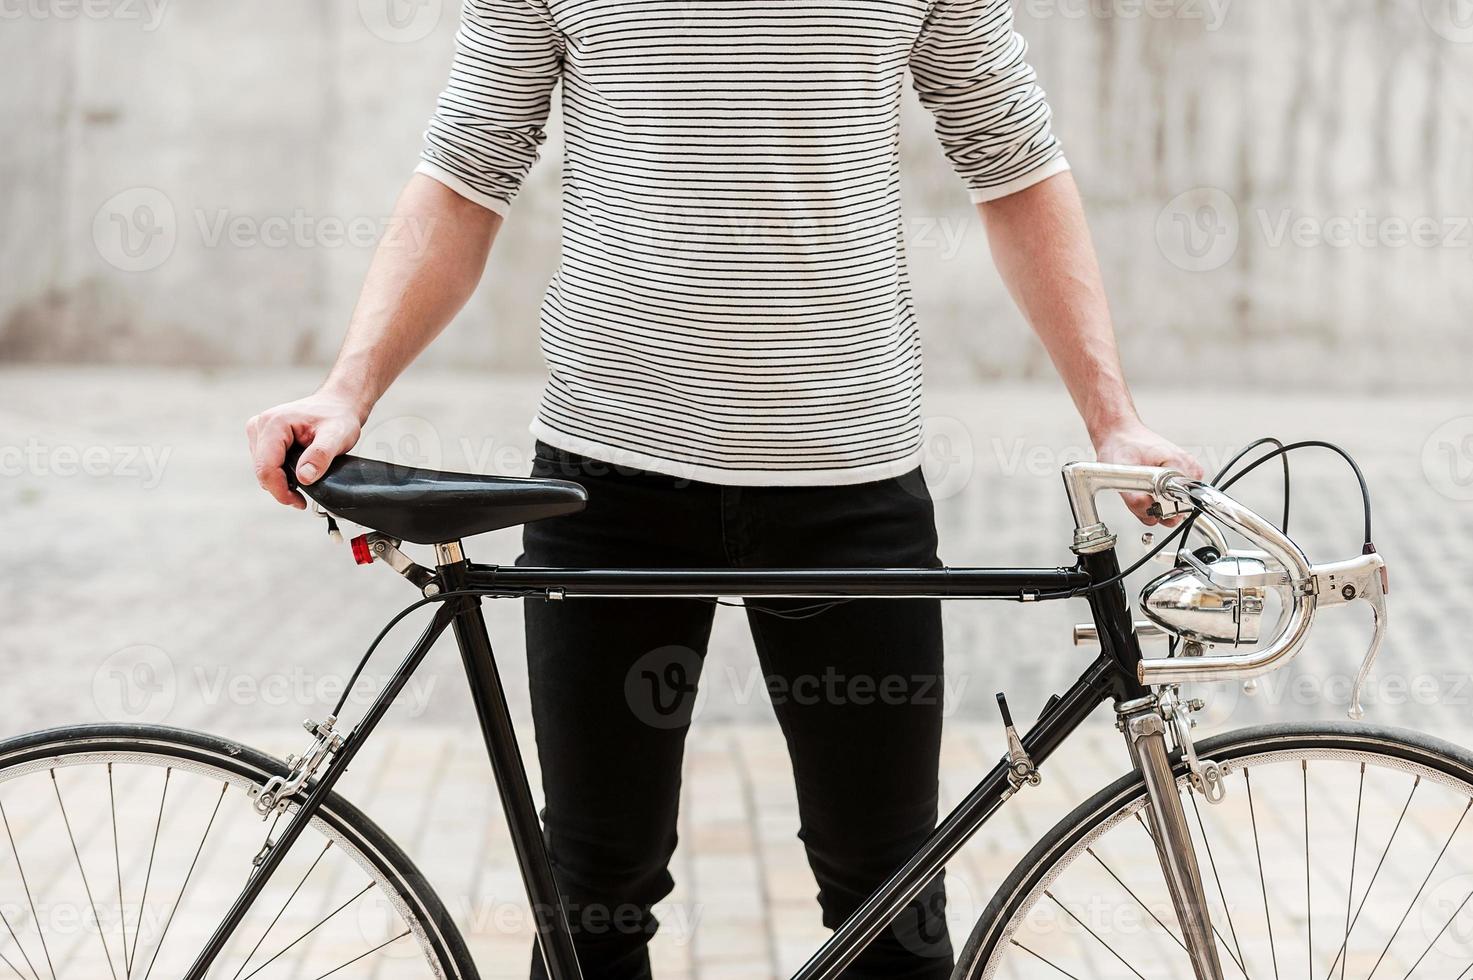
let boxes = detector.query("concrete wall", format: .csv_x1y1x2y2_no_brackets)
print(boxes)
2,0,1471,389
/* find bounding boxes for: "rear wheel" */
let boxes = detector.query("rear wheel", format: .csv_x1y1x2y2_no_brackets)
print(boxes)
954,723,1473,979
0,724,478,979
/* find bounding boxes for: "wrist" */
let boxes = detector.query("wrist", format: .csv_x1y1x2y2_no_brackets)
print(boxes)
317,376,376,424
1085,405,1142,446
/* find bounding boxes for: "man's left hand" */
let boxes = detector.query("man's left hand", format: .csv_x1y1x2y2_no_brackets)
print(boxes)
1092,422,1205,526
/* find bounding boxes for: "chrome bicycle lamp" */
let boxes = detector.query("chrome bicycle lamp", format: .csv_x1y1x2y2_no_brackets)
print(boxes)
1139,552,1273,649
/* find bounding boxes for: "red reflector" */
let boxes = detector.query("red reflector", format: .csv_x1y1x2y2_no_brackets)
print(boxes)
350,535,374,565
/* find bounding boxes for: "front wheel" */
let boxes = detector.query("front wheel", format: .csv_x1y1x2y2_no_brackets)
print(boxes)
955,722,1473,979
0,724,478,979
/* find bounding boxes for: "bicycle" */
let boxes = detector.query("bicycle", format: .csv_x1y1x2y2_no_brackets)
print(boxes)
3,438,1468,980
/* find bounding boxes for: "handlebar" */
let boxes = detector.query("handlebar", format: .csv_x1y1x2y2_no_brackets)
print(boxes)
1060,462,1387,712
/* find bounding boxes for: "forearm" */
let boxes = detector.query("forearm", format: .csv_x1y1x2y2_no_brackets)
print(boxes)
977,172,1138,442
321,173,502,418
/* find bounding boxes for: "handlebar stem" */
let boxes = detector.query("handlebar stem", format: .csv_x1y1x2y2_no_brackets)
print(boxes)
1061,462,1184,553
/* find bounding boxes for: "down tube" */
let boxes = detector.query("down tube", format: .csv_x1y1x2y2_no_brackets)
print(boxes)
789,655,1120,980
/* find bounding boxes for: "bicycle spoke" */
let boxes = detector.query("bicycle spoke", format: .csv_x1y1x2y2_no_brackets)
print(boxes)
229,841,332,980
1011,939,1084,979
1400,879,1473,979
1340,764,1364,980
0,907,39,980
1323,777,1420,980
1089,846,1190,951
1362,799,1472,980
1188,787,1251,979
108,765,128,978
1043,890,1147,980
1,800,57,980
127,767,169,979
50,770,120,980
1130,812,1249,978
309,928,411,980
138,782,228,980
0,948,30,980
1244,769,1281,980
238,883,374,980
1303,761,1311,978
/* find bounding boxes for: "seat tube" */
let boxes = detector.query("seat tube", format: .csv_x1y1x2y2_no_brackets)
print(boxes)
1118,698,1226,980
436,542,584,980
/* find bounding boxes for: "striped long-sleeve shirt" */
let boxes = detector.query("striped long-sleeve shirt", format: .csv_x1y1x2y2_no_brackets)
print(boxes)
418,0,1068,486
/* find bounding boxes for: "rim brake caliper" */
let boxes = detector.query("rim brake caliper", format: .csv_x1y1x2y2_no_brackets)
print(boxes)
249,716,347,821
1160,688,1228,804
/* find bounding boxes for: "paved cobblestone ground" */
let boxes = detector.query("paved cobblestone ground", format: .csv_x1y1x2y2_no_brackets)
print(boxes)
3,367,1472,977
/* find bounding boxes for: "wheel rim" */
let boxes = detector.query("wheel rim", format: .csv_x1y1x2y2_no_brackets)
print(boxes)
975,741,1473,979
0,744,453,980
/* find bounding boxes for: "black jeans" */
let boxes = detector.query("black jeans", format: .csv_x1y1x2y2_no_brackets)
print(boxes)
523,443,951,980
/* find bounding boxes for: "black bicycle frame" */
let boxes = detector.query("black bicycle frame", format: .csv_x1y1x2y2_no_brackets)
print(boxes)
185,546,1147,980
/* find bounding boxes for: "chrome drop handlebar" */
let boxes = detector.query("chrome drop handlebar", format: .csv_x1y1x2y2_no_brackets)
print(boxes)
1061,462,1388,718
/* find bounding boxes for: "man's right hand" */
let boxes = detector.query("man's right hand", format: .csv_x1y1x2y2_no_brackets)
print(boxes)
246,391,367,509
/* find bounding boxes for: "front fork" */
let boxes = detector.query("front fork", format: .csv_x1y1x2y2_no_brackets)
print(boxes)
1118,696,1226,980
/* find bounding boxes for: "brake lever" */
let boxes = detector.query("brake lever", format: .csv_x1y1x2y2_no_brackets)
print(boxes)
1311,551,1388,720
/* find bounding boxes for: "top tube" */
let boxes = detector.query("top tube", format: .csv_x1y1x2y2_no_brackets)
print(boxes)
463,563,1093,600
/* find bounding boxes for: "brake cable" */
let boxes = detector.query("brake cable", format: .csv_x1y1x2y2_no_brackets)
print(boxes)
1214,439,1372,548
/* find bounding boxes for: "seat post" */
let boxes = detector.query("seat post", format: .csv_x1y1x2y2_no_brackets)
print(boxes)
435,540,584,980
433,540,465,567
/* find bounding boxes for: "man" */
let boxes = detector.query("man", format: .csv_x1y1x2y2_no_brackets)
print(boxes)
248,0,1201,976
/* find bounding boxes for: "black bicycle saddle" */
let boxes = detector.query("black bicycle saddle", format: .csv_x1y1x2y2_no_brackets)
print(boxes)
282,445,587,544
